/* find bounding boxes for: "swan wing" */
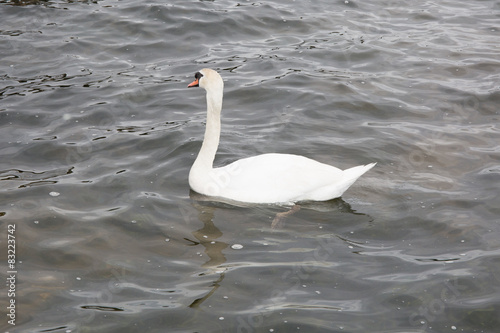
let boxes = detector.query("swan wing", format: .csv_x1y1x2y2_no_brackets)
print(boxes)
209,153,374,203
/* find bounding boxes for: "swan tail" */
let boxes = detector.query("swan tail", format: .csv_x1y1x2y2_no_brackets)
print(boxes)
307,162,376,201
343,162,377,181
337,162,376,196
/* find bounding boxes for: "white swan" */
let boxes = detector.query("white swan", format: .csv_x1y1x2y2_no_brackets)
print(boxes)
187,68,375,204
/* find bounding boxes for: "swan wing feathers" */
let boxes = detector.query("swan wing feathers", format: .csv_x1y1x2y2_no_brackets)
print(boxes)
208,153,375,203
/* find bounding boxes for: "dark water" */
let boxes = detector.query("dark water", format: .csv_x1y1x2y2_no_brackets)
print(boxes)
1,0,500,332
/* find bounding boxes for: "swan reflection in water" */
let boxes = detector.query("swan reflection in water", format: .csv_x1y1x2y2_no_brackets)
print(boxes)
184,192,373,308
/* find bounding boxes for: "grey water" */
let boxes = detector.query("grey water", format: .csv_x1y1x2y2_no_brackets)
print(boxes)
1,0,500,332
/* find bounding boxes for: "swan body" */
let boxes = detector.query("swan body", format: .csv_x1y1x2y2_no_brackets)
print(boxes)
187,68,375,204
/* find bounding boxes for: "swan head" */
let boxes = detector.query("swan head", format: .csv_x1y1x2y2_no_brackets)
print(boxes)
187,68,223,93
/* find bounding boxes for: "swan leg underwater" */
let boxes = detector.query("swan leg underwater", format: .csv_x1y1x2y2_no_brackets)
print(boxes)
187,68,376,205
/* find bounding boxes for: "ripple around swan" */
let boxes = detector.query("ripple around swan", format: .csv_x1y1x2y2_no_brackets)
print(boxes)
2,0,500,332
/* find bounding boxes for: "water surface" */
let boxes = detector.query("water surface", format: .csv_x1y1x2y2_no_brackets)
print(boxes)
1,0,500,332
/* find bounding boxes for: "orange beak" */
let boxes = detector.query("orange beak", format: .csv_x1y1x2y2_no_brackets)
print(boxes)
187,78,199,88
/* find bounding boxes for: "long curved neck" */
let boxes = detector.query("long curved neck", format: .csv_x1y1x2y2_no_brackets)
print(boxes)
193,88,223,171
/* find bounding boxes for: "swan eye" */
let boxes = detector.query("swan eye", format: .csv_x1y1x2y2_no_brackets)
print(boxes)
188,71,204,88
